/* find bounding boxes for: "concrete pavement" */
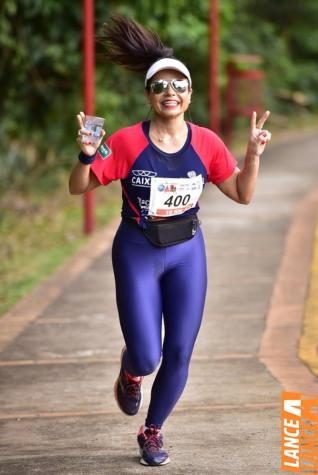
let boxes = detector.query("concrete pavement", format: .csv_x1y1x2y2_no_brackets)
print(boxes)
0,132,318,474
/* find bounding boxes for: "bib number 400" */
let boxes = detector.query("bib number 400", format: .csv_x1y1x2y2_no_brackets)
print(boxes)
164,194,190,208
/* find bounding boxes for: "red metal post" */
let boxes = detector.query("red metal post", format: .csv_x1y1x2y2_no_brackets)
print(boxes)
209,0,220,134
83,0,95,234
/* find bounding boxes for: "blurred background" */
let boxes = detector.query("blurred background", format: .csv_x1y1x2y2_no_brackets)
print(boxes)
1,0,318,316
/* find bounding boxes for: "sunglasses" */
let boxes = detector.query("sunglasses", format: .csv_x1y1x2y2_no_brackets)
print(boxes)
149,79,189,94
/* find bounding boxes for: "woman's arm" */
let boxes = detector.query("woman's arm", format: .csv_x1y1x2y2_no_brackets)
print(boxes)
69,162,101,195
217,111,271,204
69,111,105,195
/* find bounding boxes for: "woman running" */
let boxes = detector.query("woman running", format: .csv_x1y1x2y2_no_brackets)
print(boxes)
69,14,271,467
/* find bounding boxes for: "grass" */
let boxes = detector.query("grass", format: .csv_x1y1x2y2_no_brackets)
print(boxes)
1,111,317,318
299,217,318,375
0,172,120,317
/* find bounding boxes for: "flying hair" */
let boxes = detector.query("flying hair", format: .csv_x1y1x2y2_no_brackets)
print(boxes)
97,14,174,73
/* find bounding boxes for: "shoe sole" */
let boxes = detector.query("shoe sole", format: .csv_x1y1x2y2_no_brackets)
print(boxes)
113,346,143,416
139,452,170,466
139,446,170,466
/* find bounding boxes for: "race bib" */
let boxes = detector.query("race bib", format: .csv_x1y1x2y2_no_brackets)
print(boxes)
148,175,203,217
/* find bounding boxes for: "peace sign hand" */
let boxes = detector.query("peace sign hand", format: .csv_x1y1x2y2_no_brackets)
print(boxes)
248,110,271,157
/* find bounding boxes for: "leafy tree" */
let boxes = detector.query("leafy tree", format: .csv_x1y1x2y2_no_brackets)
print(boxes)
0,0,317,193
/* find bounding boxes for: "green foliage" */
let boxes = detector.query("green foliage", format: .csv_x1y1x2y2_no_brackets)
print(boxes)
0,0,84,191
0,170,120,316
1,0,318,193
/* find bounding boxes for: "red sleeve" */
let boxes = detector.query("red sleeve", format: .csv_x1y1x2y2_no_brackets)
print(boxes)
190,124,238,184
90,122,148,185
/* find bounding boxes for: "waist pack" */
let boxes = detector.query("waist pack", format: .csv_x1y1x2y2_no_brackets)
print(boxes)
125,214,200,247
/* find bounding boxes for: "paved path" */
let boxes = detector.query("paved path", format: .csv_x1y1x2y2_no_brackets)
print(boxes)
0,132,318,474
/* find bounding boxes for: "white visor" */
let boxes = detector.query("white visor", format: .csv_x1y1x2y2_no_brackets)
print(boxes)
145,58,192,87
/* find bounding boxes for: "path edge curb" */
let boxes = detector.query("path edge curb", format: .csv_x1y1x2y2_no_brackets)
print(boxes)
259,186,318,397
0,217,120,352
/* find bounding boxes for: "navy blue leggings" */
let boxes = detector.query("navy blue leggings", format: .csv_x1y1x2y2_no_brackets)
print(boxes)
112,220,207,428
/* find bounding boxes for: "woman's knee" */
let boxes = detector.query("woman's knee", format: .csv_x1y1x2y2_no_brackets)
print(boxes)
163,347,192,369
128,350,161,375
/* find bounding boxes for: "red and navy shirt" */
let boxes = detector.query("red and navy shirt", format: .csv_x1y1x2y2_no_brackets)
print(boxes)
91,121,237,221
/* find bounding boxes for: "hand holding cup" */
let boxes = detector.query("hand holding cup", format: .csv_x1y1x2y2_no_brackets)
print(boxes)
76,111,106,157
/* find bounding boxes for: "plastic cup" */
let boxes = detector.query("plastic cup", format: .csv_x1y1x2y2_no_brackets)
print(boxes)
83,115,105,144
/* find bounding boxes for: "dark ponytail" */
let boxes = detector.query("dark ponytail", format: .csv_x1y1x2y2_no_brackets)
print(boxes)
97,14,174,73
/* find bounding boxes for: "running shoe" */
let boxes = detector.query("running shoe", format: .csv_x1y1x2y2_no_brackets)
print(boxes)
137,424,170,466
114,347,143,416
